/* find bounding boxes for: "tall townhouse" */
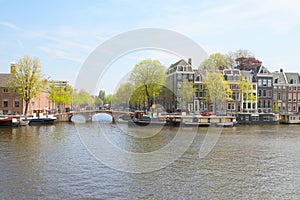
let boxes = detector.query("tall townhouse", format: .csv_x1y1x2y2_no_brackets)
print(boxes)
257,66,274,113
285,72,300,113
194,70,209,113
223,69,241,116
166,58,195,112
272,69,288,114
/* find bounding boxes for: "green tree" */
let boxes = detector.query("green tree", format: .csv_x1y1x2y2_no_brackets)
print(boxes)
7,56,46,116
73,89,94,108
98,90,106,104
48,82,74,110
273,101,279,113
130,59,166,109
203,72,232,114
199,53,232,70
177,79,195,111
105,94,114,105
238,77,256,102
114,83,134,106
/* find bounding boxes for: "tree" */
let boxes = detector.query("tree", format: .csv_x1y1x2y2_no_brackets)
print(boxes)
98,90,106,104
114,83,134,107
48,82,74,110
199,53,232,70
72,89,94,108
7,56,46,116
177,79,195,111
130,59,166,109
227,49,254,62
239,77,256,102
203,72,232,114
273,101,279,113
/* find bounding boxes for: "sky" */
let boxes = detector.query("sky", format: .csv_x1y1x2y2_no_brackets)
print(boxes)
1,0,300,94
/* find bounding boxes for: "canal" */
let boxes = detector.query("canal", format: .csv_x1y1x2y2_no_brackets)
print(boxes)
0,121,300,199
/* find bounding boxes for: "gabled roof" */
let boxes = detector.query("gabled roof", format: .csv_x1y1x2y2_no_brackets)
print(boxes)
272,71,287,84
169,59,189,69
168,59,193,74
0,74,11,87
258,65,271,75
285,72,299,84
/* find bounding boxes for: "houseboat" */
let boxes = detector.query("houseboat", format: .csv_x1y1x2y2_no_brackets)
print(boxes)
21,110,56,125
280,113,300,124
237,113,279,125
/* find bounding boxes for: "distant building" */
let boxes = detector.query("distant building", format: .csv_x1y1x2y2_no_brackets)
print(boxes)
166,58,195,112
0,62,69,115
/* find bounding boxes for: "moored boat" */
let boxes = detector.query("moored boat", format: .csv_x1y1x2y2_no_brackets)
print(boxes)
0,117,20,127
21,114,56,125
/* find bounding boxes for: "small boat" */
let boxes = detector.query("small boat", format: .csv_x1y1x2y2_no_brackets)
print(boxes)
0,117,20,127
128,111,166,126
19,119,29,126
21,115,57,125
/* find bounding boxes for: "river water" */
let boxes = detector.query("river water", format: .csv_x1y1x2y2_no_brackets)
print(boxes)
0,119,300,199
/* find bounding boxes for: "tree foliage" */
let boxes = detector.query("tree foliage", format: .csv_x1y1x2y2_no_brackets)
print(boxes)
177,79,195,111
114,83,134,106
238,77,256,102
203,72,232,114
199,53,232,70
73,89,94,107
48,82,74,109
130,59,166,109
7,56,46,116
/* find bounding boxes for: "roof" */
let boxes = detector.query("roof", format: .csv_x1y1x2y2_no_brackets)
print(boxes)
168,59,193,74
272,71,287,84
0,74,11,87
285,72,299,84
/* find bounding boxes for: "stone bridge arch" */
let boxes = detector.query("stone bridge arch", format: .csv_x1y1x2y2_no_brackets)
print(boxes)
66,110,133,123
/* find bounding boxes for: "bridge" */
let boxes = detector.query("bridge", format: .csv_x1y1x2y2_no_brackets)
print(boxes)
54,110,134,123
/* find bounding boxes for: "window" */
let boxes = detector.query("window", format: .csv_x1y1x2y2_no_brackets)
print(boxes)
294,87,297,91
267,100,271,108
14,100,19,108
3,100,8,107
293,104,296,111
263,79,267,86
282,93,286,101
268,90,272,97
258,79,262,87
3,88,8,93
253,85,256,90
293,93,296,102
288,104,292,112
267,79,272,87
278,93,281,100
263,90,266,97
227,103,231,110
288,93,292,102
258,90,262,97
273,92,277,100
298,93,300,102
282,103,286,111
189,74,193,81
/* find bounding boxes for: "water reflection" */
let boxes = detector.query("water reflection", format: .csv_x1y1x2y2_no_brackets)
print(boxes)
0,123,300,198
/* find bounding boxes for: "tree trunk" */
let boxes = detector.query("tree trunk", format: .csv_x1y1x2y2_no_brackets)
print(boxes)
24,101,29,117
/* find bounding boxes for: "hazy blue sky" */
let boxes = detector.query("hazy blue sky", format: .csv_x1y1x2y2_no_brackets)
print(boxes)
1,0,300,94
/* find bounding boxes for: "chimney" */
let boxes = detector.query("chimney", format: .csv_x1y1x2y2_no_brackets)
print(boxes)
188,58,192,65
10,61,17,74
280,68,283,73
